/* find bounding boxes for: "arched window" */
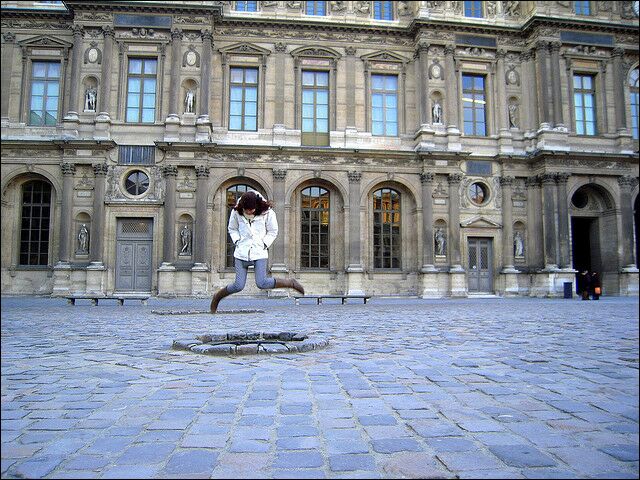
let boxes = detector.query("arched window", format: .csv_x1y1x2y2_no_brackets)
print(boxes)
630,68,639,140
300,186,330,269
225,184,253,268
20,180,52,266
373,188,401,269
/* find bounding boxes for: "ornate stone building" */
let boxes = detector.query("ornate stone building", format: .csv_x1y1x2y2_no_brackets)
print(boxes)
1,0,638,298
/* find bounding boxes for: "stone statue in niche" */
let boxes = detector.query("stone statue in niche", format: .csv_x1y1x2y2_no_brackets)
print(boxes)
432,100,442,124
508,103,519,128
435,228,447,256
514,231,525,257
84,87,97,112
185,89,195,114
77,224,89,253
180,224,192,255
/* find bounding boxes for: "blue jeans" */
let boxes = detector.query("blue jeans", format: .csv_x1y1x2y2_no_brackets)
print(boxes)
226,258,276,293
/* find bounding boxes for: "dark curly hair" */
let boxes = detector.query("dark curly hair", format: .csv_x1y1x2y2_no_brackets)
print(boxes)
234,191,273,216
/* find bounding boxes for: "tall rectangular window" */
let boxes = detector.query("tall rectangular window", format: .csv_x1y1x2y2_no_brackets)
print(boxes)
574,74,596,136
371,74,398,136
229,67,258,131
29,61,60,126
464,1,483,17
373,1,394,20
462,74,487,136
630,69,639,140
306,1,326,15
20,181,52,266
235,1,257,11
126,58,157,123
301,70,329,146
574,1,591,15
373,188,401,269
301,187,330,269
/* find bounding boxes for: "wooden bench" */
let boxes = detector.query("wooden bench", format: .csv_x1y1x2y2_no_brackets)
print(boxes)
293,295,371,306
66,295,149,306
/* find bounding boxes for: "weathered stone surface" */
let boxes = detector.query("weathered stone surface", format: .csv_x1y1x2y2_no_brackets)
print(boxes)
382,452,453,479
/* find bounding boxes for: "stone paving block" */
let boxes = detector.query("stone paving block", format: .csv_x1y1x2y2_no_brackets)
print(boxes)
436,451,504,471
488,444,557,467
116,443,176,464
599,444,640,462
358,414,397,426
426,436,477,452
272,469,326,478
6,455,66,478
458,469,526,478
276,436,321,450
161,449,219,476
552,446,635,475
326,439,370,454
181,434,228,449
273,451,324,468
229,439,270,453
277,425,319,437
62,454,111,470
329,454,376,472
371,438,423,453
100,465,162,478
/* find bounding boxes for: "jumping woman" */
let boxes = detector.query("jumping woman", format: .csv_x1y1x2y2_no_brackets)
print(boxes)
210,190,305,313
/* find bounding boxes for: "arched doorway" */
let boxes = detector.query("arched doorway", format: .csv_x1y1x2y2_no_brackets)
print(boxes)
569,184,618,293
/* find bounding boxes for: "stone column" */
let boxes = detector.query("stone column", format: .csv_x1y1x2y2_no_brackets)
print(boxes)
168,29,183,117
521,49,539,133
618,176,639,269
90,163,108,264
540,173,558,269
162,165,178,264
420,172,436,270
550,41,564,129
444,44,459,131
556,173,571,269
525,176,543,269
193,165,209,266
345,47,356,128
99,26,114,116
611,47,628,134
58,163,76,264
274,42,287,126
417,41,430,126
347,171,362,271
1,32,16,121
495,49,509,133
199,30,213,119
500,176,516,271
448,173,463,269
535,41,551,128
66,25,83,117
271,168,288,272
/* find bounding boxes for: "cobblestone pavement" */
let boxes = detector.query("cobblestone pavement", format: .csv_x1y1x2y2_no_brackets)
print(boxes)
1,295,638,479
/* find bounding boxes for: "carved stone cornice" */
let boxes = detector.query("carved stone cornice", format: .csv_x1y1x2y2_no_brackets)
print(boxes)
195,165,210,178
273,169,287,181
93,163,109,176
448,173,463,184
61,163,76,176
347,171,361,184
162,165,178,177
420,172,435,184
499,176,515,186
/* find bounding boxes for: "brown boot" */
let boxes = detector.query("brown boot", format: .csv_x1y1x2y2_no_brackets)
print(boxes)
274,278,305,295
210,287,231,313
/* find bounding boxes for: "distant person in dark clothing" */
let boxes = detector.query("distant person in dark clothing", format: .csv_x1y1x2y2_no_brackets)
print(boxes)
577,270,591,300
590,271,601,300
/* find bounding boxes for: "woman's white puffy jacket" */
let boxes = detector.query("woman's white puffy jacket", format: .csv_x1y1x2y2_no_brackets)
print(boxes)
228,207,278,261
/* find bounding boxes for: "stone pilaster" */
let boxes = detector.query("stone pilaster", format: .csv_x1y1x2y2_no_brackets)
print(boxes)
525,176,544,269
274,42,287,126
496,50,509,133
549,42,565,129
99,26,114,116
535,41,551,129
162,165,178,264
346,171,364,295
58,163,76,264
417,41,430,126
500,176,516,271
1,32,16,122
193,165,209,266
66,25,83,118
540,173,558,270
444,44,459,132
618,175,639,270
520,49,539,133
271,168,288,272
612,48,629,134
556,173,572,269
200,30,212,119
420,172,438,297
448,173,463,270
168,29,183,117
90,163,108,264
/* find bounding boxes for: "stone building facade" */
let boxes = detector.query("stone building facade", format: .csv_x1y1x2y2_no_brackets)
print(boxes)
1,0,638,298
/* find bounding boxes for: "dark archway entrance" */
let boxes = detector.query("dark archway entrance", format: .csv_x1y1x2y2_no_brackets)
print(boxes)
571,217,596,293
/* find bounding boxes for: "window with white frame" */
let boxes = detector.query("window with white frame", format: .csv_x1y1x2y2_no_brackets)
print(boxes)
630,68,639,140
464,1,483,17
301,70,330,146
373,1,394,20
229,67,258,131
235,1,257,11
573,73,596,135
306,1,326,15
371,74,398,136
462,74,487,136
373,187,401,269
300,186,330,269
126,58,157,123
29,61,60,126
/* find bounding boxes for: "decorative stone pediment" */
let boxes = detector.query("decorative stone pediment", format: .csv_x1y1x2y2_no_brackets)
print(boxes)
290,46,341,60
360,50,410,65
219,42,271,57
460,216,502,229
18,35,72,57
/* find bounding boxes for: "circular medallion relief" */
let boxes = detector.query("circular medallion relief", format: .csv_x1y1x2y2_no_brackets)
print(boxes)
186,51,197,66
87,48,98,63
